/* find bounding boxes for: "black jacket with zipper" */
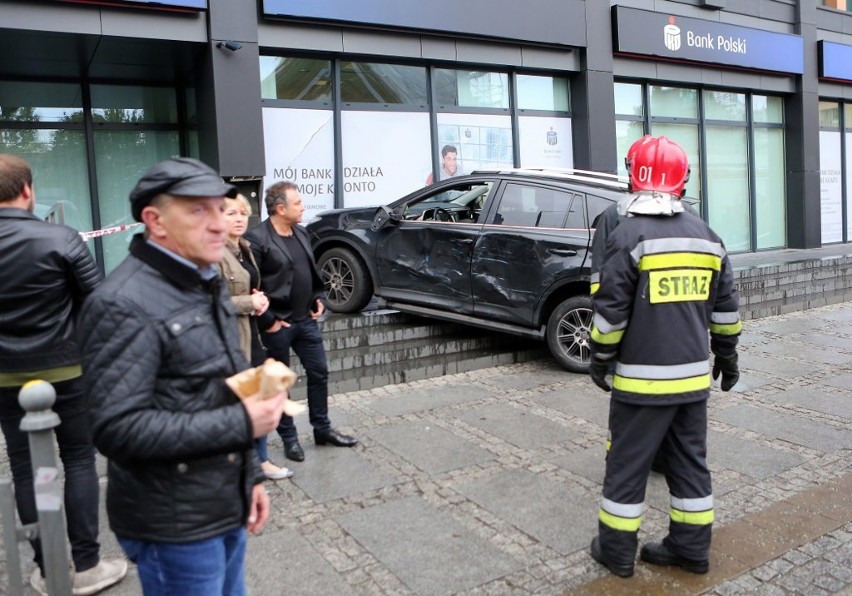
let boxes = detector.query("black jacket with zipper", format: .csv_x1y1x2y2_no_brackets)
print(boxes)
244,219,325,330
0,207,102,373
80,235,262,543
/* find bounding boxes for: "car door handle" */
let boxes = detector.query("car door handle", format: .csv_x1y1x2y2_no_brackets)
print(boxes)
548,248,577,257
457,238,475,245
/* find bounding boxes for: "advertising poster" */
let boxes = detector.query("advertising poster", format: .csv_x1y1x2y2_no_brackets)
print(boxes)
819,131,843,244
518,117,573,169
261,107,334,221
340,111,431,208
435,113,514,180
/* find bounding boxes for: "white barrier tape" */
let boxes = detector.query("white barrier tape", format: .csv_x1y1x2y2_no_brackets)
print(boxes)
79,223,142,241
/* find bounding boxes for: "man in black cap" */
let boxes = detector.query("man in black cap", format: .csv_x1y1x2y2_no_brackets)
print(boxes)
80,157,289,594
0,154,128,596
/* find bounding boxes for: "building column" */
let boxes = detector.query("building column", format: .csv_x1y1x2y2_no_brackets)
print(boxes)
198,0,265,179
572,2,617,173
786,2,822,248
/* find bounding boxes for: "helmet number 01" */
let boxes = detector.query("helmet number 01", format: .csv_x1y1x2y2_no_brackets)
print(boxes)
637,166,666,185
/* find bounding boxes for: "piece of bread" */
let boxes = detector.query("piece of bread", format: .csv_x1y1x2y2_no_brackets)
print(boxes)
226,359,306,416
259,359,297,398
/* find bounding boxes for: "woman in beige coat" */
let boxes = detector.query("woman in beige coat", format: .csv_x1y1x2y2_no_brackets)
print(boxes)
220,194,293,480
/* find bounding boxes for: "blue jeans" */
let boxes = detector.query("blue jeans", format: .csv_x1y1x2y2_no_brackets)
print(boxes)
261,318,331,444
255,436,268,463
0,377,100,573
118,527,247,596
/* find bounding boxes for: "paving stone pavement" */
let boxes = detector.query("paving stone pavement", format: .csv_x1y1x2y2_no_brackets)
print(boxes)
0,302,850,595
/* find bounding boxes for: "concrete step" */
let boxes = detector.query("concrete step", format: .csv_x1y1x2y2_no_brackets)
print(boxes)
287,316,548,399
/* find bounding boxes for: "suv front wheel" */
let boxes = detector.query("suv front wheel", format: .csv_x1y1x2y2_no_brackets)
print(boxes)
317,247,373,313
546,295,593,373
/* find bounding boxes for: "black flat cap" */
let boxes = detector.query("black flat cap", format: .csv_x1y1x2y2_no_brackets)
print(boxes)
129,157,238,222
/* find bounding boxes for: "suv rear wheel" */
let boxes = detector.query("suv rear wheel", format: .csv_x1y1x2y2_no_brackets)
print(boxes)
546,295,593,373
317,247,373,313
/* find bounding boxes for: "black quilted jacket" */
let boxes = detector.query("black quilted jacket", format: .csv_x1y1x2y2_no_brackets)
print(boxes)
80,234,263,543
0,208,102,372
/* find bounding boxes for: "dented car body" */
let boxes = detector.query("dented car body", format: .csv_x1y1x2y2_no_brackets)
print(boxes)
305,169,627,372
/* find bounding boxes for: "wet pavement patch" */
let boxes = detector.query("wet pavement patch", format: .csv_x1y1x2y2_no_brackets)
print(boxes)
335,496,522,594
367,422,494,474
454,468,597,555
459,402,580,449
715,404,852,452
365,383,496,416
707,430,806,479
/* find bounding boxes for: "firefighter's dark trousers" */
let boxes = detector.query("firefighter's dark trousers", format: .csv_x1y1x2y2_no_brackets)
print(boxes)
598,399,713,565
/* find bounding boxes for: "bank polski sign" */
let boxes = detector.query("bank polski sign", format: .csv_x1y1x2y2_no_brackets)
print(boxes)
613,7,803,75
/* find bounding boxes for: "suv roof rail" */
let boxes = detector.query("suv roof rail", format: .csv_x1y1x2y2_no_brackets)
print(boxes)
471,167,628,190
519,167,628,183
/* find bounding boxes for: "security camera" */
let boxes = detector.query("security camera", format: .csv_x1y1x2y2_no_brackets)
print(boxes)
216,41,243,52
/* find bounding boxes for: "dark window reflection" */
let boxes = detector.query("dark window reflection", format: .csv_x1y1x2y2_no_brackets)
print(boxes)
260,57,332,102
340,62,427,105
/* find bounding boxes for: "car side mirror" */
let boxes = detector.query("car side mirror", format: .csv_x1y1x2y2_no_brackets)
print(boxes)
370,206,399,232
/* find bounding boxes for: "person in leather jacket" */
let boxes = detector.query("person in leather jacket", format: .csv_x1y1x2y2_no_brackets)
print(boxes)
0,154,128,595
245,181,357,463
79,158,288,595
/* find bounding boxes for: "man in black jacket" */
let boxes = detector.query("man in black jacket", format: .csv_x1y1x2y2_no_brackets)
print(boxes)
0,154,127,596
79,158,288,594
245,181,357,462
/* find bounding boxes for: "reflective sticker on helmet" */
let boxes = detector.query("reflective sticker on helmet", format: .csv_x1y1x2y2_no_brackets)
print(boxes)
649,269,712,303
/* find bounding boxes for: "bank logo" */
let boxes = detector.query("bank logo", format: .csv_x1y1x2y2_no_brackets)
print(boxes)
546,127,558,146
664,16,681,52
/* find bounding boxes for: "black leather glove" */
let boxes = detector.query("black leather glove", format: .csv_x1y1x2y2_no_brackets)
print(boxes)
712,352,739,391
589,356,612,392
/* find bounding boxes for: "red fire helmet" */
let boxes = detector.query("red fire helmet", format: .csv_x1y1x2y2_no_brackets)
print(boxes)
626,135,690,197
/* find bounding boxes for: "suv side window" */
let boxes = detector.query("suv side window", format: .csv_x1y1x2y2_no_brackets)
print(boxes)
586,194,613,228
402,181,494,222
564,193,585,229
492,183,573,228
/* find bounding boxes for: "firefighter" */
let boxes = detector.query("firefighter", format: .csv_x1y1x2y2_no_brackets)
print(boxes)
587,135,741,578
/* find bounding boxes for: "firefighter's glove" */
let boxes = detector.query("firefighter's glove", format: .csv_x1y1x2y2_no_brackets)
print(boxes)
589,356,612,392
712,353,739,392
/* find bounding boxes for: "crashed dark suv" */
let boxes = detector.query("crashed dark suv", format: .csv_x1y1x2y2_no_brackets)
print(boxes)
305,169,627,373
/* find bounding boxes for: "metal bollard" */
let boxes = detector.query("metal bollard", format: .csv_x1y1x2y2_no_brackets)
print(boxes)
17,380,73,595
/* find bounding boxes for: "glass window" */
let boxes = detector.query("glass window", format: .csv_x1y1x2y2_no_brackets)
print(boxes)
846,104,852,130
436,113,513,172
650,86,698,119
821,0,852,12
754,127,786,249
614,83,643,117
434,69,509,109
0,82,84,123
587,194,613,228
517,116,573,169
516,75,569,111
0,130,92,233
819,101,841,129
615,120,646,177
706,126,750,252
340,111,431,208
753,95,783,124
94,131,180,273
90,85,177,124
704,91,746,122
340,62,427,105
259,57,332,102
650,122,701,205
493,183,572,227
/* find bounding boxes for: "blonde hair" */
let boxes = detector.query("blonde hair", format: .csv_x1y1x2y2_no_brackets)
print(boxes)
227,193,253,216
